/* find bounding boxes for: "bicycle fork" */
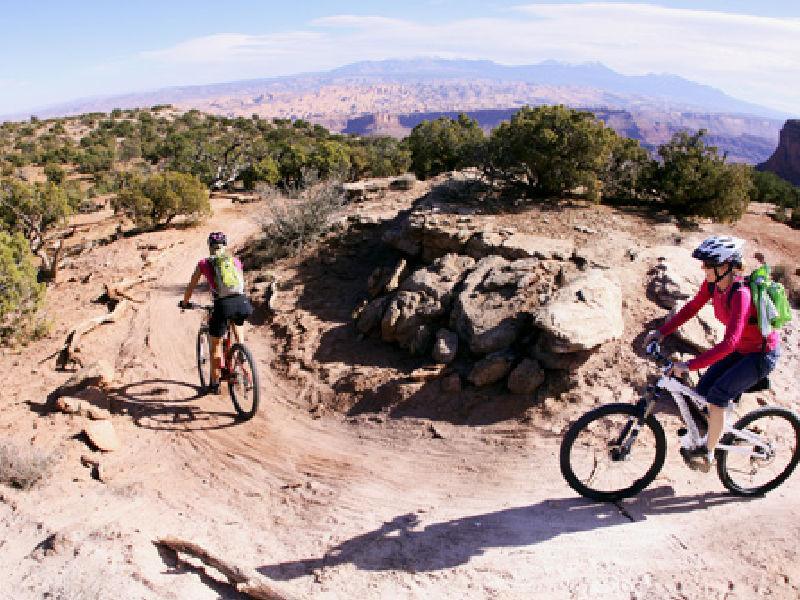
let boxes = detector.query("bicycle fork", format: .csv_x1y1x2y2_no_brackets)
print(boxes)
612,393,658,461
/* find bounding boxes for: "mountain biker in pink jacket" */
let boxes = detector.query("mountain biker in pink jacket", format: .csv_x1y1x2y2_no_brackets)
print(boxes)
644,236,781,471
180,231,253,394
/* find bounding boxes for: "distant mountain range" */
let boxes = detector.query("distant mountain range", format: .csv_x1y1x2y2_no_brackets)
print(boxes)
4,58,789,164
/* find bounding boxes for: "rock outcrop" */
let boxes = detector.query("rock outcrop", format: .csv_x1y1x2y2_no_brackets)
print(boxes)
646,248,704,309
383,211,574,263
380,254,475,354
450,256,556,354
533,270,624,353
758,120,800,186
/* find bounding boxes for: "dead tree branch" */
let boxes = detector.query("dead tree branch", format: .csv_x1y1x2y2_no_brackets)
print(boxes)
156,537,297,600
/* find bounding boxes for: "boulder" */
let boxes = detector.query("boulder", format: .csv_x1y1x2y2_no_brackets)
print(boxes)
465,231,506,259
507,359,546,394
451,256,556,354
432,328,459,364
468,351,514,387
531,336,591,370
356,296,391,335
399,254,475,305
367,258,407,298
645,247,704,309
533,270,623,353
83,420,120,452
440,373,462,393
667,301,724,352
381,254,475,354
56,360,115,397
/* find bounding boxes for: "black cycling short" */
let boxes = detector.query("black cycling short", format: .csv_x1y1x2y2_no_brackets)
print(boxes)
209,294,253,338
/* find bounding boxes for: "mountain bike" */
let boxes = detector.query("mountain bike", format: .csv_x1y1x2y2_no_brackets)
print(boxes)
560,341,800,501
182,302,260,420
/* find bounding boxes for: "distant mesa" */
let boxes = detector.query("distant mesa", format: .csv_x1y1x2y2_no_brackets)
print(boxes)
758,120,800,186
2,58,791,165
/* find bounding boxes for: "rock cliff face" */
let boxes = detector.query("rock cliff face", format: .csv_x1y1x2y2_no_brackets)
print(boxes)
758,120,800,185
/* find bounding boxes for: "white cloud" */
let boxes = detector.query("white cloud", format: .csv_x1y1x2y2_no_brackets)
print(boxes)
137,3,800,112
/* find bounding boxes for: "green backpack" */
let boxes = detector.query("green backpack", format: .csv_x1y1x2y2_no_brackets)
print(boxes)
210,251,244,297
748,264,792,336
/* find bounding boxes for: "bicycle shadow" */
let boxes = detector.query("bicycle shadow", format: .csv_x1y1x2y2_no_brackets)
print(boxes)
258,486,756,578
110,379,243,431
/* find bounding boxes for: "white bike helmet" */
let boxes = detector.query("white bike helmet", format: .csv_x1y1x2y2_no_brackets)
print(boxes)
691,235,745,266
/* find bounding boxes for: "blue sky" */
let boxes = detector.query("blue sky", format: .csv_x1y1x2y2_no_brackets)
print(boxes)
1,1,799,115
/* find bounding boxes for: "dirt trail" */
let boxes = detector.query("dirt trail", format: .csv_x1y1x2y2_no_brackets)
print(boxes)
1,199,799,599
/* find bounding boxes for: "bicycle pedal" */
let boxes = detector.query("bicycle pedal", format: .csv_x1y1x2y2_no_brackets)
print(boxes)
679,447,713,473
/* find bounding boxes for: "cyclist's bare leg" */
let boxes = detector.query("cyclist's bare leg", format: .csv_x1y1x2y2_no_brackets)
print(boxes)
210,335,223,384
231,323,245,345
706,404,725,452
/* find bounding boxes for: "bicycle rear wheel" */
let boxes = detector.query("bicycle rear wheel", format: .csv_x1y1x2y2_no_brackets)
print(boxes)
227,343,259,420
560,403,667,502
196,328,211,389
717,407,800,496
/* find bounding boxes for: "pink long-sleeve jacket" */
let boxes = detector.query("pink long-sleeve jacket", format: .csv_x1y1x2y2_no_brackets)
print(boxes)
658,278,779,370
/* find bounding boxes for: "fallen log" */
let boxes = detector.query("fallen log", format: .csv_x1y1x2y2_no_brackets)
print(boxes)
156,537,297,600
103,275,156,303
55,300,129,370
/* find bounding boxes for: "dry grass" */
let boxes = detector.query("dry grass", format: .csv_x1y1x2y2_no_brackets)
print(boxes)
252,179,344,266
0,441,53,490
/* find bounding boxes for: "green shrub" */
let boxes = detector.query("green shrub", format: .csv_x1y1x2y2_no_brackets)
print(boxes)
751,170,800,209
653,130,752,222
407,114,485,179
485,105,615,200
44,163,66,184
112,171,210,228
0,231,45,341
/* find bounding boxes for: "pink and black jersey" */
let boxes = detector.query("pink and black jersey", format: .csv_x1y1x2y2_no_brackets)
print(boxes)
197,256,243,294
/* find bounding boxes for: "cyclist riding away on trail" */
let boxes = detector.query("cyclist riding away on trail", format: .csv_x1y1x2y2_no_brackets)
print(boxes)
644,235,782,471
180,231,253,394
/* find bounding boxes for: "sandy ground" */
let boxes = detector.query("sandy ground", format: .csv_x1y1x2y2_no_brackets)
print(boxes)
1,194,799,599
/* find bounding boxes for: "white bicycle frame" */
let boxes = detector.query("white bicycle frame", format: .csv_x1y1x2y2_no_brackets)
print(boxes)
656,373,771,459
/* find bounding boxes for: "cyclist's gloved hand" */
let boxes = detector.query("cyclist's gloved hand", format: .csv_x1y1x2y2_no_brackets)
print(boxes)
668,361,689,379
178,300,190,310
643,329,663,349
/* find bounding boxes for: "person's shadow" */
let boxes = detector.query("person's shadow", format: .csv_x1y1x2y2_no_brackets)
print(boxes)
259,486,754,579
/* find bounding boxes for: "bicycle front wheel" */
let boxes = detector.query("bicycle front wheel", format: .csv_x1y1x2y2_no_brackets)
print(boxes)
227,343,259,420
717,407,800,496
196,328,211,389
560,403,667,502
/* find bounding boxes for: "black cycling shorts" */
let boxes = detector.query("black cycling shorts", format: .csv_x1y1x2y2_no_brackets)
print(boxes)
209,294,253,338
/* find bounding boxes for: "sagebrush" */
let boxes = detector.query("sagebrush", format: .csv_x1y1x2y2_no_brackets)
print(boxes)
256,178,344,264
0,442,52,490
